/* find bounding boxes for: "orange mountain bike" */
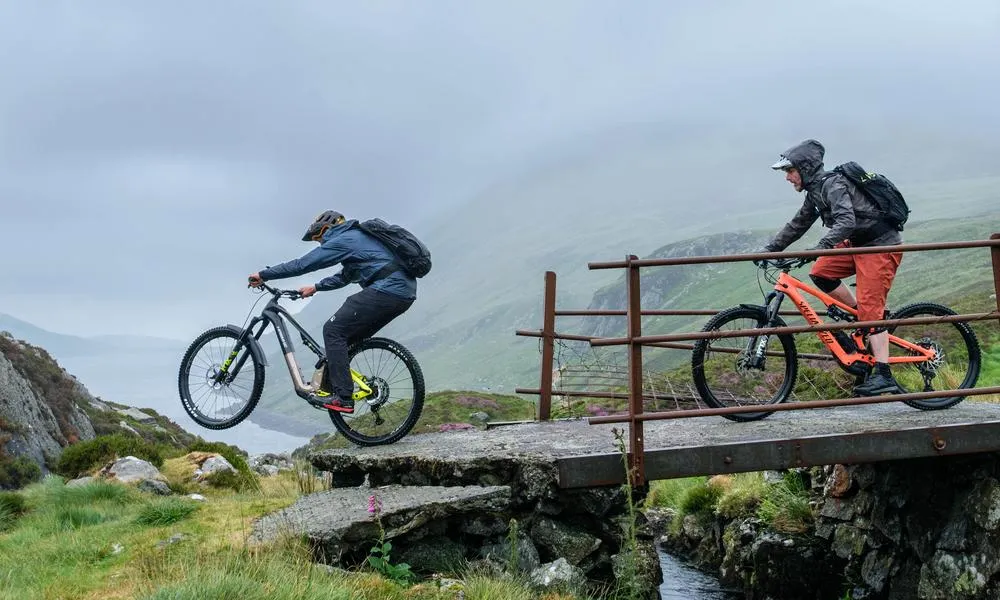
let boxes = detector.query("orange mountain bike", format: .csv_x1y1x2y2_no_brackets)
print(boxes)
690,257,981,422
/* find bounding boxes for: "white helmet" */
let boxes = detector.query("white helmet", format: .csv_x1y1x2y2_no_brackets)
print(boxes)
770,156,794,170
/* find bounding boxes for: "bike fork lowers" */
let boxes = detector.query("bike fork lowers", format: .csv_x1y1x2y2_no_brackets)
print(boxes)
746,292,784,368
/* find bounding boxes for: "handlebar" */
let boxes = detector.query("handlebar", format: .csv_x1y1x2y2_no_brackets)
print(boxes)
756,257,814,271
250,279,303,300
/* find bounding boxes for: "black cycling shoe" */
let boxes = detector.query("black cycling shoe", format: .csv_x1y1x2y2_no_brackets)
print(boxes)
853,365,906,397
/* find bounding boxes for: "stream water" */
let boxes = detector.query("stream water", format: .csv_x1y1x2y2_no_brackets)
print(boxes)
657,544,743,599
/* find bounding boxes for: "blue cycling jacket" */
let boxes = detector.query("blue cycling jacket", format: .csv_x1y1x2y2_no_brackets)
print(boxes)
258,220,416,300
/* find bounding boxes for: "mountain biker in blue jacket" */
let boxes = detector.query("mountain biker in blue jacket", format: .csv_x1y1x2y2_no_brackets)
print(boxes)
247,210,416,413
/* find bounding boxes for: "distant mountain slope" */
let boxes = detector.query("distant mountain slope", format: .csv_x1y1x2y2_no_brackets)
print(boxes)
0,313,184,358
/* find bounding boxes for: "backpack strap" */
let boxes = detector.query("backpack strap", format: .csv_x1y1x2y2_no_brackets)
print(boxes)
363,261,402,286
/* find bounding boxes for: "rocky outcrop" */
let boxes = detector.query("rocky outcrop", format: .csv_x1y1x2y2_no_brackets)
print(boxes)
0,343,96,479
661,453,1000,600
250,484,512,565
1,333,201,489
299,435,663,598
248,452,295,477
811,455,1000,600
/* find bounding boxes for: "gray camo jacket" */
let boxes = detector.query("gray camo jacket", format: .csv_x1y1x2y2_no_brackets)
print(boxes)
765,139,901,251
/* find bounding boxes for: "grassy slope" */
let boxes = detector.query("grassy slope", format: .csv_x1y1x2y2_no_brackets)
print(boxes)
0,471,571,600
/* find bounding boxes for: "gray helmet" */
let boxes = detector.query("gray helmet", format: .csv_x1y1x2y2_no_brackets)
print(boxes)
302,210,345,242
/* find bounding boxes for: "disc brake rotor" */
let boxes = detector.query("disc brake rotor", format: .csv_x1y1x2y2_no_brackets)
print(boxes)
363,376,391,409
205,364,225,389
911,337,944,388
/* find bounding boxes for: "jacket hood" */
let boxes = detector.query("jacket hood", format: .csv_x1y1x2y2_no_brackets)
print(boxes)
779,139,826,187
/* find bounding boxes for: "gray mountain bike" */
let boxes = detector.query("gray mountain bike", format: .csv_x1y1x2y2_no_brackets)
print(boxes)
177,282,425,446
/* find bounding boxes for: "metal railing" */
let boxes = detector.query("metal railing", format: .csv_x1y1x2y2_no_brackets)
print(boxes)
516,234,1000,486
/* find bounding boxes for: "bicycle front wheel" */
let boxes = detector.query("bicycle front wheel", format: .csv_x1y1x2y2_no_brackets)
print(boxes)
178,326,265,429
691,306,798,422
328,337,425,446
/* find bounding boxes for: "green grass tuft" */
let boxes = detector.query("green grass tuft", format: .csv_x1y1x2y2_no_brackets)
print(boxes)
55,507,112,530
644,477,706,510
134,498,200,526
55,481,135,505
715,473,768,520
757,472,814,533
0,491,27,531
679,480,724,516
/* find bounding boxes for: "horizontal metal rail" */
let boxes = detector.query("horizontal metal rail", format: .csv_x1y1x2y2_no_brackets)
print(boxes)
590,311,999,347
554,309,820,317
515,387,701,403
588,238,1000,270
516,329,835,360
515,329,597,342
587,386,1000,424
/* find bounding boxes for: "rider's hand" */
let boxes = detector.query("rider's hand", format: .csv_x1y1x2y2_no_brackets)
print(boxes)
299,285,317,298
248,273,263,288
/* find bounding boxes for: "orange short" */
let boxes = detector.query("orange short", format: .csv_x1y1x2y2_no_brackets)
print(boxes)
810,241,903,322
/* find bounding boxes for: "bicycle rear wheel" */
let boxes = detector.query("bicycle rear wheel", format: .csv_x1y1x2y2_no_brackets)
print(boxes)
888,302,981,410
178,326,265,429
691,306,798,422
328,337,425,446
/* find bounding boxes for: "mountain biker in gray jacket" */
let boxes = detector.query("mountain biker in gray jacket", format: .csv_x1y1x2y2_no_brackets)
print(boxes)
247,210,416,412
762,139,905,397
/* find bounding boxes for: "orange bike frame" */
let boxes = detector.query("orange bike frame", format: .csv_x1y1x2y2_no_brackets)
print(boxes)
774,272,935,367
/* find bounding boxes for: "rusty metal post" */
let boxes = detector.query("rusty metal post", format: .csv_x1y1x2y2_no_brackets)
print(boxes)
626,255,646,487
538,271,557,421
992,234,1000,323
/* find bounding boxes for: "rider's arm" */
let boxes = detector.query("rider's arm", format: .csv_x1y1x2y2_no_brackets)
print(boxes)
813,179,856,249
315,268,352,291
258,239,351,281
765,199,819,252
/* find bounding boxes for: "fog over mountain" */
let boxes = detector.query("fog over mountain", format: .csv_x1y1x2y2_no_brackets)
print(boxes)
2,1,998,340
2,3,999,448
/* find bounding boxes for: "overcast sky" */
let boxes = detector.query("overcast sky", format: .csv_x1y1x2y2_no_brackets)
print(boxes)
2,1,998,339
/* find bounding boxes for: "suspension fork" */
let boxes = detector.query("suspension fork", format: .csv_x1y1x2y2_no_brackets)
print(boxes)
747,291,786,367
217,319,267,384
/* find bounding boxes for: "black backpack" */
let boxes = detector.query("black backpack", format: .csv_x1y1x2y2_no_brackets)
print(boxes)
832,161,910,231
356,218,432,278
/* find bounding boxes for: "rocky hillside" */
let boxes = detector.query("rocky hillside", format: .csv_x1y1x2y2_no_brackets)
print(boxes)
0,332,199,489
0,333,97,487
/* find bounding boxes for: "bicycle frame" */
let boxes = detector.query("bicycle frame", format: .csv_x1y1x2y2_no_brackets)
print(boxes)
768,271,936,368
222,293,372,402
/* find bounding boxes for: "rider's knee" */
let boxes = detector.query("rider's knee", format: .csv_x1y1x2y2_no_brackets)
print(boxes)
810,274,841,293
322,317,347,337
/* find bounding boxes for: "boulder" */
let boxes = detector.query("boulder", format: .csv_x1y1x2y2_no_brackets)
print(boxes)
100,456,164,484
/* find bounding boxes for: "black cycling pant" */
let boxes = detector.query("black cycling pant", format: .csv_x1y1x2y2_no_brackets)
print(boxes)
322,287,414,399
